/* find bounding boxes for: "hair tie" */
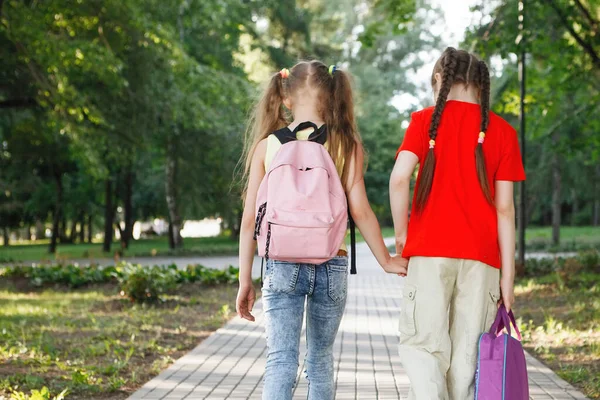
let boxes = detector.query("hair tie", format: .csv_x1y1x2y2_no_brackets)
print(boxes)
429,139,436,149
279,68,290,79
328,65,337,76
478,132,486,144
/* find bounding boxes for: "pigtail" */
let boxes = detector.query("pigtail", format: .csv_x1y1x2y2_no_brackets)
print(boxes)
476,60,493,204
240,71,288,198
327,65,360,189
415,47,458,212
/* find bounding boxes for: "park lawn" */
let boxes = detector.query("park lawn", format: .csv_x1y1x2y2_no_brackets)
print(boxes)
515,272,600,399
0,279,251,399
0,236,239,263
526,226,600,251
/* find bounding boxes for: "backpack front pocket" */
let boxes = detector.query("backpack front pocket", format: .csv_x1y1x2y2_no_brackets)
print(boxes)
268,224,336,260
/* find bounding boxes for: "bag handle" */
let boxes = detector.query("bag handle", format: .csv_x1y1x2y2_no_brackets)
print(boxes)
489,304,522,341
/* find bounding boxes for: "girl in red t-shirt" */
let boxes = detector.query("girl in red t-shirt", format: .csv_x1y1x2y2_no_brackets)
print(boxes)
389,47,525,399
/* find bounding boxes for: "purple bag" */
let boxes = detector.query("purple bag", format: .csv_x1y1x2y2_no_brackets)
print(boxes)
475,304,529,400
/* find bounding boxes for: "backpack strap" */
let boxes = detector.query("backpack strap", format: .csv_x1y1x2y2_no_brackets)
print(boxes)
348,202,357,275
273,127,297,144
273,122,327,145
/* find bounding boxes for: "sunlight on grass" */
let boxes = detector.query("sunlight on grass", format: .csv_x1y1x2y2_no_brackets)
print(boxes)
516,272,600,399
0,281,245,398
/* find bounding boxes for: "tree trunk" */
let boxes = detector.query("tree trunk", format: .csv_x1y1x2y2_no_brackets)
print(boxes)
49,174,63,254
35,219,44,241
2,227,9,247
122,167,134,248
103,178,114,253
69,218,77,243
87,214,93,243
551,135,561,246
168,220,175,249
59,214,68,243
571,188,578,226
165,137,183,249
79,214,85,243
26,225,32,241
228,210,242,240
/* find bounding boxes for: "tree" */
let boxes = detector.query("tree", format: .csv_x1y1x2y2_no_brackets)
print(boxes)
463,0,600,240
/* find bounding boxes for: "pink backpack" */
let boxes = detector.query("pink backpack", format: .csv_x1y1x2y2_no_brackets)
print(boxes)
253,122,356,271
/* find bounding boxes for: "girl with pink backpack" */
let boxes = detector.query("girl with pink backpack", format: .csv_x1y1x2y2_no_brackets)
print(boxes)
390,48,527,399
236,60,407,400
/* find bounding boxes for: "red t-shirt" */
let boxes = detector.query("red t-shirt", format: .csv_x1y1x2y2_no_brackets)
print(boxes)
396,100,526,269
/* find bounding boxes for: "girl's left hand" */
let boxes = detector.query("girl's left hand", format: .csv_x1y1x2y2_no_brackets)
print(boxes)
382,255,408,276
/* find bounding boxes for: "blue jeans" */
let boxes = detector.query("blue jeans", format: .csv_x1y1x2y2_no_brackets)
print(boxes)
262,256,348,400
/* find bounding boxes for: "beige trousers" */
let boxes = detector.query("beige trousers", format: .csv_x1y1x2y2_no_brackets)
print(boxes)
398,257,500,400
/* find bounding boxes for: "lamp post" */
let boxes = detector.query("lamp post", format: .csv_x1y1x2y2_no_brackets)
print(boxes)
517,0,527,268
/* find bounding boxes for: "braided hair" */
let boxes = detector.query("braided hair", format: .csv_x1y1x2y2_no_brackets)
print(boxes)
415,47,458,211
414,47,493,212
476,60,493,203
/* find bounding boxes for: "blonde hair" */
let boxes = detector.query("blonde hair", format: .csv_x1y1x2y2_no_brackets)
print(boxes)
240,60,361,197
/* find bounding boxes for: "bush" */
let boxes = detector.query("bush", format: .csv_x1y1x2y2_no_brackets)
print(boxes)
555,258,583,290
524,257,559,277
115,264,179,303
0,263,240,303
1,264,118,288
578,249,600,271
181,265,239,285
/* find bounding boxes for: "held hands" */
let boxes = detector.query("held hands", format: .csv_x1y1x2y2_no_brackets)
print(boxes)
382,255,408,276
382,235,408,277
236,282,256,322
499,275,515,313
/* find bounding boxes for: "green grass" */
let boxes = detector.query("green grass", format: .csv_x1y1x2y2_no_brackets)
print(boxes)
515,271,600,399
0,236,238,263
526,226,600,242
526,226,600,251
0,278,251,399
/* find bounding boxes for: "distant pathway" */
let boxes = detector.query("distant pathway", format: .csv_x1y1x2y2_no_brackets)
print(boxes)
128,242,588,400
15,239,575,281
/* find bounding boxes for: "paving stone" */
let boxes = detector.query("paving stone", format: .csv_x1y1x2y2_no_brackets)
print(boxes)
129,242,589,399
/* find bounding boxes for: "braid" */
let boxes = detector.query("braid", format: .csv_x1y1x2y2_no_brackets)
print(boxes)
479,61,491,133
415,47,458,212
476,60,493,204
428,48,458,140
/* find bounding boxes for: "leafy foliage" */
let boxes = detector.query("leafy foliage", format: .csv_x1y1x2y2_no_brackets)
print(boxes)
464,0,600,229
1,263,240,302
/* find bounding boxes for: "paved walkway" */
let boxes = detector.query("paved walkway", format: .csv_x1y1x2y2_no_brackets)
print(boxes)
129,243,588,400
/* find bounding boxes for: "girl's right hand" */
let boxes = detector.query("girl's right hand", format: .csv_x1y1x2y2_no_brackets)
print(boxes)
382,255,408,276
500,275,515,312
236,283,256,322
